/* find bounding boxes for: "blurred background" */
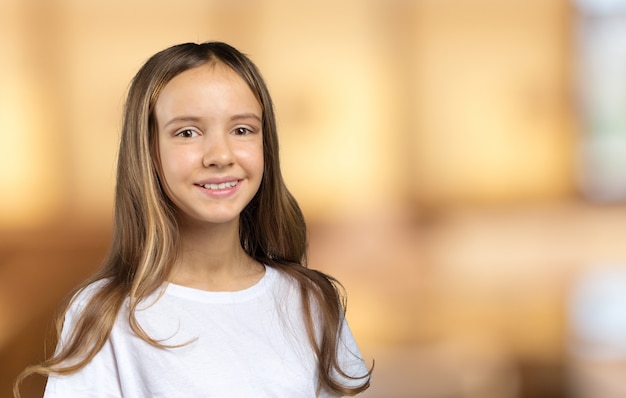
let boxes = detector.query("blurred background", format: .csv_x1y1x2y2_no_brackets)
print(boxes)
3,0,626,396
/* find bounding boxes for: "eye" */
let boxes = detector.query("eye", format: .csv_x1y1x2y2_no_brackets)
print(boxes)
233,127,253,136
175,129,198,138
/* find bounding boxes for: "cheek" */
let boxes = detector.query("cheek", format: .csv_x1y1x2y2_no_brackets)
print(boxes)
254,145,265,173
244,144,264,176
159,146,199,183
233,140,264,168
159,150,176,184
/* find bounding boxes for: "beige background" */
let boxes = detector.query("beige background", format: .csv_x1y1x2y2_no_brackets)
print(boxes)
2,0,624,397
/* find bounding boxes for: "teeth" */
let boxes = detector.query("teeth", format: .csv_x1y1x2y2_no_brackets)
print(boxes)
202,181,238,190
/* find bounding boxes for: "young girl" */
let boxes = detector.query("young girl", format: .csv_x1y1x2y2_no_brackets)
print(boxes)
14,41,371,397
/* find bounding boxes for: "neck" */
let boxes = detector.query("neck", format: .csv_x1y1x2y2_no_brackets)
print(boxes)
168,218,264,291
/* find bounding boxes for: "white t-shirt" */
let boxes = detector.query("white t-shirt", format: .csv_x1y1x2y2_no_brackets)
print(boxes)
44,266,368,397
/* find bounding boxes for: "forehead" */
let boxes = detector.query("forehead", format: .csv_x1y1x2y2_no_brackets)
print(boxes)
154,62,262,124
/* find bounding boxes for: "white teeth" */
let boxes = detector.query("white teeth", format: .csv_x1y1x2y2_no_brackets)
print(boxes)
202,181,238,190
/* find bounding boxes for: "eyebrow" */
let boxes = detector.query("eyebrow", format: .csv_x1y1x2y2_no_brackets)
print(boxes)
163,116,201,128
230,113,262,123
163,113,262,129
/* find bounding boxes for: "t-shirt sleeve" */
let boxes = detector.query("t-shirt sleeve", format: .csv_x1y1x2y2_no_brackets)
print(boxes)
322,318,370,397
43,284,123,398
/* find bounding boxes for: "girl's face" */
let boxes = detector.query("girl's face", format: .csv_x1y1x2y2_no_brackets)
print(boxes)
155,62,264,228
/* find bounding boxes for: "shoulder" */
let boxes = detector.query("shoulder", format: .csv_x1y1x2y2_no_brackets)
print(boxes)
267,264,339,292
266,265,325,304
266,265,295,287
264,265,300,305
267,265,340,323
67,278,112,310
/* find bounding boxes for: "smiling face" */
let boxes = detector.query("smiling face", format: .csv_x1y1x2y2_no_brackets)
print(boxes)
155,62,264,229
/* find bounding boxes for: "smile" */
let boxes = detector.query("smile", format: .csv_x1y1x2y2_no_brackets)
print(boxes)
200,181,239,190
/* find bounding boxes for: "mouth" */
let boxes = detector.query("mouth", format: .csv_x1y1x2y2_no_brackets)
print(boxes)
198,180,240,190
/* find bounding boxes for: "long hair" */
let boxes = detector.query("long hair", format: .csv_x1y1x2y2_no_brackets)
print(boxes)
14,42,370,397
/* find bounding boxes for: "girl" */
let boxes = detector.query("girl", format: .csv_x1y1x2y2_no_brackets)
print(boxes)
14,41,371,397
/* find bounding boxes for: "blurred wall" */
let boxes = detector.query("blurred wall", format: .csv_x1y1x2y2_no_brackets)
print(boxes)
410,0,574,206
0,0,575,228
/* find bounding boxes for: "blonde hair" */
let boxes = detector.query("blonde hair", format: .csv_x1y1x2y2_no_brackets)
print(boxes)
14,42,371,396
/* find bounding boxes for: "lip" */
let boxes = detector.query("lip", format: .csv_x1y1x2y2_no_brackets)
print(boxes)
195,178,242,198
196,176,241,185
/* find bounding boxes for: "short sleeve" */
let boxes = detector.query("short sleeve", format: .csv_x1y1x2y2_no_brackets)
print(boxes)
43,282,123,398
319,318,370,397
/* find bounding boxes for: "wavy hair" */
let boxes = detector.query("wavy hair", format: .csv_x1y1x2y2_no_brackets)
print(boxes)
14,42,371,396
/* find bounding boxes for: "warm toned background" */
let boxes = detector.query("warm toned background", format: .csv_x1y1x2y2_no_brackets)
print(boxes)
3,0,626,397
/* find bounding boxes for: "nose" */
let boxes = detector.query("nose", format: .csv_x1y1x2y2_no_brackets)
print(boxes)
202,133,235,168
